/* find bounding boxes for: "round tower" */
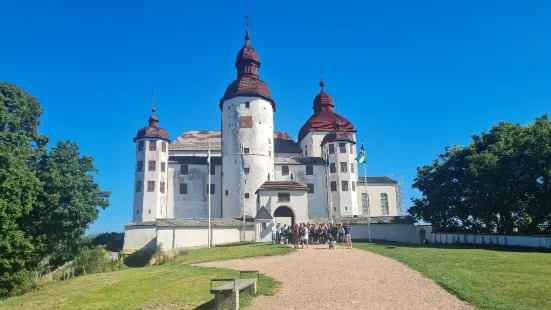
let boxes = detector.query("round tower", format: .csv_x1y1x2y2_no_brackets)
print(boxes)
321,115,359,217
133,101,170,222
220,22,275,219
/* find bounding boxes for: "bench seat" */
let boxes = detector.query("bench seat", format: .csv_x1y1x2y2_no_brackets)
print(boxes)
210,271,259,310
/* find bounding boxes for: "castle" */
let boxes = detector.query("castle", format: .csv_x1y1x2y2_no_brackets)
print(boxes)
124,22,401,249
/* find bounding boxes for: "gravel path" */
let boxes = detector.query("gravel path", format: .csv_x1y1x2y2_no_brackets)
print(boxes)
199,244,473,310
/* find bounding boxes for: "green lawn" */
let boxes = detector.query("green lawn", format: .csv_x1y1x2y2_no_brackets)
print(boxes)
0,243,294,310
354,242,551,310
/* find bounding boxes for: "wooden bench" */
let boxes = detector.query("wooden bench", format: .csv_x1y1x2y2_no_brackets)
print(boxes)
210,270,259,310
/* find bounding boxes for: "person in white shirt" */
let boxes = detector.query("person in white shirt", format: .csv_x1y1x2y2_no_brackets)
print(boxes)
271,224,277,244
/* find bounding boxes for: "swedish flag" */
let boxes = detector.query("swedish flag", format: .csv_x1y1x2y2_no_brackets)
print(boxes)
241,146,245,170
324,148,330,167
207,149,211,164
357,141,366,164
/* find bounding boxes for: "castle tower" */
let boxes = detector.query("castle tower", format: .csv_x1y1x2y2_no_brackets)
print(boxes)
321,116,359,217
298,74,355,157
220,13,275,219
132,97,170,222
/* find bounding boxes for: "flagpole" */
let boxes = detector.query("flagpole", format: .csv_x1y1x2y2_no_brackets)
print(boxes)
208,142,211,248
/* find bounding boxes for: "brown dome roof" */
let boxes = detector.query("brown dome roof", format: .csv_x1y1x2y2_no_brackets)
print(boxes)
220,29,275,110
133,108,170,142
321,131,356,145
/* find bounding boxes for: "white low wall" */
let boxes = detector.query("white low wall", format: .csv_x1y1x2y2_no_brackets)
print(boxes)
351,223,420,243
432,233,551,249
157,226,254,250
123,225,157,250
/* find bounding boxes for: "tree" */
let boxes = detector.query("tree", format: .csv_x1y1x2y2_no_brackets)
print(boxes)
409,115,551,234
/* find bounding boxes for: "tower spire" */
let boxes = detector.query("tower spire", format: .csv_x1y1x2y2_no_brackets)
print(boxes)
148,91,159,127
319,65,325,89
245,4,250,41
152,91,156,114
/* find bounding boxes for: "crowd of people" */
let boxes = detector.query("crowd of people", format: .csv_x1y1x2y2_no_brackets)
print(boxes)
271,222,352,250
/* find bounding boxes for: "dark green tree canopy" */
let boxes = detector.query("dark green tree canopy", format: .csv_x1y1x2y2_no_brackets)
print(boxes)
409,115,551,235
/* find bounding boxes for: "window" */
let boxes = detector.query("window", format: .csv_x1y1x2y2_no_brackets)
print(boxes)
210,164,215,175
135,181,142,192
242,167,249,175
351,163,355,173
307,183,314,193
207,184,215,195
262,222,267,230
267,173,270,181
181,165,188,175
225,190,228,196
162,142,167,152
339,143,346,153
245,101,250,108
329,144,335,154
277,193,290,202
138,141,144,151
306,165,313,175
350,144,354,154
342,181,349,191
268,138,271,145
282,166,289,176
305,150,308,157
160,181,166,193
330,181,337,191
330,163,336,173
244,148,250,154
137,161,143,172
161,162,166,172
149,141,156,151
340,162,347,173
269,150,272,156
352,181,356,191
381,193,389,215
180,183,188,194
148,160,156,171
245,193,250,198
147,181,155,192
362,193,369,216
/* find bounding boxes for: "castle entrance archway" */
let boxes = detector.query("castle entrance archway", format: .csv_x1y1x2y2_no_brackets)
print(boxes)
273,206,295,227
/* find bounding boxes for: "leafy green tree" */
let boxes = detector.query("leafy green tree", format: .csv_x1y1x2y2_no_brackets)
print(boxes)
409,115,551,234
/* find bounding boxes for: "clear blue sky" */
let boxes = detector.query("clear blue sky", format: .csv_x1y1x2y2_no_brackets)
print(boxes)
1,0,550,233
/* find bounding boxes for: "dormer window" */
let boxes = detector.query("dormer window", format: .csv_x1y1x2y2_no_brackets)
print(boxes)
245,102,250,108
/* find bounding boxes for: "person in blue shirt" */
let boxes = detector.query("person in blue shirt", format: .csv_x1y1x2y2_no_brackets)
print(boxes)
275,223,282,244
344,223,352,249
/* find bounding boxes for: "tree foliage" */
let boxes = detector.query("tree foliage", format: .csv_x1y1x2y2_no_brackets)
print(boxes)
0,82,110,296
409,115,551,234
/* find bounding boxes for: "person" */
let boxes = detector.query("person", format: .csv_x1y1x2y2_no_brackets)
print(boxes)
344,222,352,249
271,224,277,244
292,224,300,249
328,233,336,250
302,224,309,249
338,225,345,243
276,223,282,244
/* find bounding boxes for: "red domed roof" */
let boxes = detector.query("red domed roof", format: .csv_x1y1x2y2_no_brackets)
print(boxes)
298,81,355,142
220,28,275,110
321,131,356,145
134,108,170,142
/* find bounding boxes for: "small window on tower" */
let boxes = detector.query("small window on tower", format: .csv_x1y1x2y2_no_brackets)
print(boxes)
136,181,142,192
138,141,144,151
306,165,313,175
330,163,336,173
181,165,188,175
225,190,228,196
244,148,250,154
161,162,166,172
147,181,155,192
245,101,250,108
149,141,156,151
277,193,290,202
350,144,354,154
148,161,156,171
340,162,347,173
282,166,289,176
352,181,356,191
137,161,143,172
330,181,337,191
244,167,250,174
180,183,188,194
269,150,271,156
162,142,167,152
268,138,271,145
210,164,215,175
351,163,355,173
342,181,349,191
307,183,314,193
160,182,166,193
329,144,335,154
245,193,250,199
339,143,346,153
207,184,215,195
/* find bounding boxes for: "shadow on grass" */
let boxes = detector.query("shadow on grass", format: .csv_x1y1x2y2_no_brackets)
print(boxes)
124,239,157,267
353,239,551,253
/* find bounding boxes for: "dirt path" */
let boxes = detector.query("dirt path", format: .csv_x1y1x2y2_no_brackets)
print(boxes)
199,244,473,310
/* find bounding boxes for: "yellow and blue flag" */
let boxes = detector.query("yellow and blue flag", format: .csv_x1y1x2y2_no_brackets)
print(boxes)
207,148,211,164
356,141,366,164
324,148,330,167
241,146,245,170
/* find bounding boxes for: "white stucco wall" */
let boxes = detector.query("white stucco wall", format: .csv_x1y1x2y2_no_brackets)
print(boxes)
156,226,255,250
255,220,274,243
169,162,222,219
431,233,551,248
123,225,157,250
222,96,275,219
350,223,419,243
299,131,331,158
356,183,398,216
133,138,170,222
258,190,309,224
322,140,358,217
274,163,327,218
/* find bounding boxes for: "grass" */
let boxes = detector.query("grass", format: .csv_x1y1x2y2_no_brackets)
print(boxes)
354,241,551,310
0,243,294,310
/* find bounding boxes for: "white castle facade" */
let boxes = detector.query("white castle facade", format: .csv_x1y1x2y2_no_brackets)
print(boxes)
123,26,405,250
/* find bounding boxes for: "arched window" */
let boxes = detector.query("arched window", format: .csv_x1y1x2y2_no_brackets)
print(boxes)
380,193,389,215
361,193,369,216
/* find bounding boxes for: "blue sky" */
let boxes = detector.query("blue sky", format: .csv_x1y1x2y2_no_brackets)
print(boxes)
1,0,550,233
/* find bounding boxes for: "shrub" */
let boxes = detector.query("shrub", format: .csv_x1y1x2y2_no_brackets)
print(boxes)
74,246,116,276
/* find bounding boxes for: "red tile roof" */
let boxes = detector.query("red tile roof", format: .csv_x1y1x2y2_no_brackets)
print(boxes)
134,108,170,142
256,181,308,193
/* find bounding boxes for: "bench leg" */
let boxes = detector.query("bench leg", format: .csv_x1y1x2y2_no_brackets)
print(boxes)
213,291,239,310
242,282,257,295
